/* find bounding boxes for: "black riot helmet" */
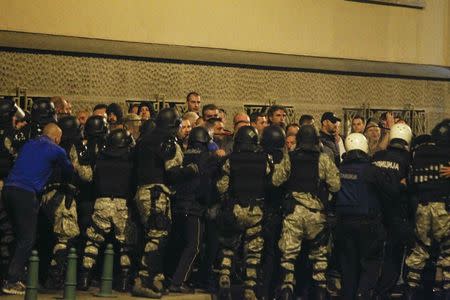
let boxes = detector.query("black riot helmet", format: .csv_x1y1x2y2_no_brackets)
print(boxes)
411,134,432,152
296,125,320,152
58,116,81,142
431,118,450,146
233,125,259,152
261,125,285,152
84,115,108,139
0,97,25,129
104,128,133,156
188,126,211,149
31,98,56,125
155,108,181,131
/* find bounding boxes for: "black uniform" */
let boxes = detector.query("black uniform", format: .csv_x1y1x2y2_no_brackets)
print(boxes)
372,144,414,297
170,128,219,291
335,150,386,299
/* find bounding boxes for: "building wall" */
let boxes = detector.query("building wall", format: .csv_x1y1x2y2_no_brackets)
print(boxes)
0,50,448,131
0,0,449,66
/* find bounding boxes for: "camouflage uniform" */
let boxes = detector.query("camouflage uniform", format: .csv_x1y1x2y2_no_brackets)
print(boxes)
405,203,450,289
278,153,340,292
41,144,91,283
134,144,183,293
82,197,136,270
216,152,287,299
404,138,450,293
0,135,18,277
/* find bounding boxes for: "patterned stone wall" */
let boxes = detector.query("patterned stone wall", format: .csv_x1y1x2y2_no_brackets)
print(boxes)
0,50,448,131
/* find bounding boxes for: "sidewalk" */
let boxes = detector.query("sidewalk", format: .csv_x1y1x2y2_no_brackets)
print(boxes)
1,288,212,300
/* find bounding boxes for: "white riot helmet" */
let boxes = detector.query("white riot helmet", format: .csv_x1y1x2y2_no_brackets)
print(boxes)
345,133,369,154
389,123,413,145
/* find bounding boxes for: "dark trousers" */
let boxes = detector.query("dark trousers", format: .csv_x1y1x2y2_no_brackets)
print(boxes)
261,211,282,299
172,214,204,286
3,186,39,283
335,217,385,300
198,218,220,284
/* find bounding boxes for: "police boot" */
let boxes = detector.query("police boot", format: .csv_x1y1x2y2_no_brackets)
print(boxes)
115,268,131,292
315,286,328,300
131,277,162,299
278,286,293,300
218,275,232,300
44,265,65,290
77,268,91,291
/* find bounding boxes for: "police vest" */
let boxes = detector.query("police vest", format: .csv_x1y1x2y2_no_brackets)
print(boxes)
136,131,169,186
229,151,267,202
94,154,133,199
412,143,450,202
286,150,320,194
336,161,380,215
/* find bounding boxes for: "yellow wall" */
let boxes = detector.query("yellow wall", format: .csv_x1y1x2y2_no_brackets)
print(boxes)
0,0,448,66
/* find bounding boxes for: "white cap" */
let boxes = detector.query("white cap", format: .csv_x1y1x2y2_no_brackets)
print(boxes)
389,123,413,145
345,133,369,154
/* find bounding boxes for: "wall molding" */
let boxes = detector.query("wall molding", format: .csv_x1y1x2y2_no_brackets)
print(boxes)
0,30,449,81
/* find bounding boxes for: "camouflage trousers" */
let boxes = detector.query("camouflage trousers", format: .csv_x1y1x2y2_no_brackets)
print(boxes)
405,202,450,289
41,188,80,271
0,182,14,277
82,198,136,270
278,203,328,292
134,184,172,292
218,202,264,298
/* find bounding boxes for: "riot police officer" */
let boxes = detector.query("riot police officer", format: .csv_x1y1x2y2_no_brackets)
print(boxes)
0,98,24,279
170,126,219,293
132,108,197,298
77,115,108,233
260,124,286,300
216,125,287,300
79,128,136,292
277,125,340,300
42,116,91,289
372,123,415,298
404,119,450,300
14,98,57,150
334,133,386,300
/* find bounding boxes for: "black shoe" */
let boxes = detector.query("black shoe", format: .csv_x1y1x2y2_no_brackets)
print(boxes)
279,286,293,300
115,269,131,292
2,280,26,295
169,283,195,294
77,270,91,291
44,266,65,290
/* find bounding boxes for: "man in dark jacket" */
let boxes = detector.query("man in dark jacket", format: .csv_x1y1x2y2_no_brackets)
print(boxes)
170,126,219,293
335,133,386,300
319,112,341,167
372,123,414,298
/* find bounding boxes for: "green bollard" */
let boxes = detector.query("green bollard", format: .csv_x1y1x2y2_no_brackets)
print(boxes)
63,248,77,300
96,243,115,297
25,250,39,300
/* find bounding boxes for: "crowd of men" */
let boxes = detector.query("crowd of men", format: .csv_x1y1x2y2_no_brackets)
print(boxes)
0,92,448,300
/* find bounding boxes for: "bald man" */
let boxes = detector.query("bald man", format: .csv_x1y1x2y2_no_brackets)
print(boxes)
233,112,251,132
1,123,73,295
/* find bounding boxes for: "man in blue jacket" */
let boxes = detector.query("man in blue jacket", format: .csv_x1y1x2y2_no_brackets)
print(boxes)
1,123,73,295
